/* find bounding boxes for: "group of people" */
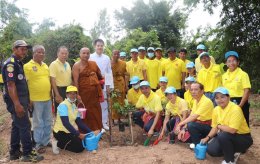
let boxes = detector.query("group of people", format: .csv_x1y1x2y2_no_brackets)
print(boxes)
1,39,253,164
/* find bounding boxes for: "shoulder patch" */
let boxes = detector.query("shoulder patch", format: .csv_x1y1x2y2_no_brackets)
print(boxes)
11,58,15,63
7,64,14,72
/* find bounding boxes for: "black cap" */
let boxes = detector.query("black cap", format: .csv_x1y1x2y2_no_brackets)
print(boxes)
167,47,176,53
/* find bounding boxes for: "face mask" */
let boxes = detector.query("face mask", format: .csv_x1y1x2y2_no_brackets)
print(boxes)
67,98,76,103
147,52,154,58
133,84,140,89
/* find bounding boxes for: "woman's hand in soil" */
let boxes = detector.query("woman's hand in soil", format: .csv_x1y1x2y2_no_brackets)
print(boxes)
177,130,185,140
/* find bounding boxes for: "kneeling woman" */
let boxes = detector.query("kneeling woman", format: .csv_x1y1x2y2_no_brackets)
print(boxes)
159,87,189,143
201,87,253,164
53,86,92,153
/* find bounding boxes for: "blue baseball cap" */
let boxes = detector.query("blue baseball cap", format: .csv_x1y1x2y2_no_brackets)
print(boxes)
186,62,195,68
196,44,206,50
155,47,162,51
130,48,138,53
130,76,140,85
225,51,239,60
213,87,230,97
138,46,146,51
147,47,155,52
165,86,176,94
120,52,126,57
140,81,150,87
199,52,210,59
185,76,196,82
159,76,168,83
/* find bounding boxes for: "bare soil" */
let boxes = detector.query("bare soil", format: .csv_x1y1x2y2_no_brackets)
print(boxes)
0,93,260,164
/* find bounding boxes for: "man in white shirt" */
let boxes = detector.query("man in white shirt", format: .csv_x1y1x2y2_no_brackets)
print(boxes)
90,39,114,130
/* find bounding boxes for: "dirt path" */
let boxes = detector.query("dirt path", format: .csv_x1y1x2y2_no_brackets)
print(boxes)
1,93,260,164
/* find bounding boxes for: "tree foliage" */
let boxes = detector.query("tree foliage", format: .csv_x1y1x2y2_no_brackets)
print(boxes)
115,0,187,49
184,0,260,91
113,28,161,60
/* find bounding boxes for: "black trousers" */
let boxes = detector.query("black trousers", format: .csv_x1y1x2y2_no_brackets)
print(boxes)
54,86,67,114
53,131,84,153
230,97,250,126
207,132,253,163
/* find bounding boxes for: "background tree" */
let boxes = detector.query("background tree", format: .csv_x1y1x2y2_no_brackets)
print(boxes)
184,0,260,91
115,0,187,49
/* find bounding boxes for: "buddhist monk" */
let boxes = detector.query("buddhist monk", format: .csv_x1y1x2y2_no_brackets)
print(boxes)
72,47,103,132
111,50,128,124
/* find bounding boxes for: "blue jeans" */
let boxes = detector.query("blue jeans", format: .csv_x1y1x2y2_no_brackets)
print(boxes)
33,100,52,147
187,122,211,145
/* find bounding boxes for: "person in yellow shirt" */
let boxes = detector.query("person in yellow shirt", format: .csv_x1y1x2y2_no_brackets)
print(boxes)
175,82,214,145
184,76,196,110
197,52,222,103
138,46,147,61
178,48,191,73
222,51,251,126
133,81,163,137
155,47,166,63
159,86,189,143
145,47,161,91
49,46,72,114
194,44,215,73
155,76,168,107
201,87,253,164
126,48,147,84
127,76,142,106
162,47,186,98
53,86,92,153
186,62,196,78
24,45,52,153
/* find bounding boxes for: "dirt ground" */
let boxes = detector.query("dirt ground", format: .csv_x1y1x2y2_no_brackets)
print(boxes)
0,93,260,164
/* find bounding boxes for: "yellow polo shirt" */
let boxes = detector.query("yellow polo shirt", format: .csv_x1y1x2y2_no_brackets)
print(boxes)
127,88,142,106
195,56,215,72
191,95,214,121
24,60,51,101
197,62,222,92
165,97,188,119
182,59,191,72
49,59,72,86
145,59,161,89
162,58,186,89
136,91,162,113
155,88,168,105
222,68,251,97
126,59,147,80
155,58,166,64
184,90,194,110
212,102,250,134
0,74,3,83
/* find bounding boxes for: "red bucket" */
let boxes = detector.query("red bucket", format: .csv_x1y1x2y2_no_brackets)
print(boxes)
77,102,87,119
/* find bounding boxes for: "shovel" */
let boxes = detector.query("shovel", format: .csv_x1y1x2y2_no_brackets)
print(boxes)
152,138,162,146
143,137,151,146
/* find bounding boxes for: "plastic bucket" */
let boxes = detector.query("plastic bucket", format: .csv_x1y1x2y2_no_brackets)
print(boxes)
77,103,87,119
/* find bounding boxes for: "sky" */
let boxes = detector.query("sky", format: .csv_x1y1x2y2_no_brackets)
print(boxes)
15,0,222,38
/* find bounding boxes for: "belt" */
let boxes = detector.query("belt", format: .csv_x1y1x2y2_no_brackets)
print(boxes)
195,119,212,125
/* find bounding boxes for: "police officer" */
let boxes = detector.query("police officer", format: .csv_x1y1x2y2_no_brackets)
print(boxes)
2,40,43,162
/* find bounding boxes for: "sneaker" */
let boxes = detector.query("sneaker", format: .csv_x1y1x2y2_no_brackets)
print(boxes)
189,143,195,149
221,160,235,164
234,153,240,163
52,139,60,155
20,150,44,162
9,150,22,160
103,124,110,130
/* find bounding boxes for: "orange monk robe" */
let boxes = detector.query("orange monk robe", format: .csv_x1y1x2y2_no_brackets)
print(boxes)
78,61,103,131
111,60,127,119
